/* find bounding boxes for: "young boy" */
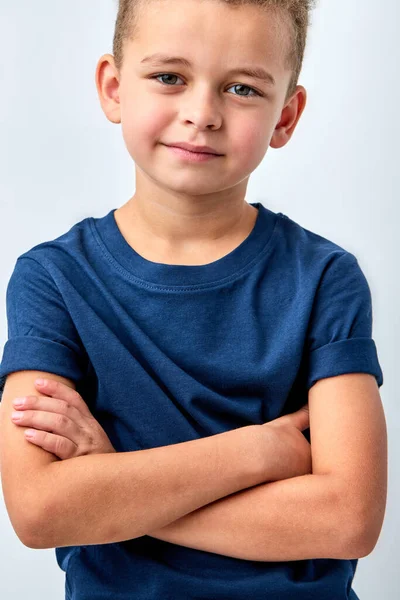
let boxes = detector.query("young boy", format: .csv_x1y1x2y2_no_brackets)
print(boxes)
0,0,386,599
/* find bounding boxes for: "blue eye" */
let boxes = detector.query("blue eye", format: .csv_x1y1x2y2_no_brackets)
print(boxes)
149,73,262,99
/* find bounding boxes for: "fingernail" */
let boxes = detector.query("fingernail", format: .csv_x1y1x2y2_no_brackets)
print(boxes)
13,398,25,407
35,378,46,386
12,411,23,420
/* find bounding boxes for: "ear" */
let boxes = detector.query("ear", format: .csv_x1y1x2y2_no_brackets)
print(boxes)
95,54,122,125
270,85,307,149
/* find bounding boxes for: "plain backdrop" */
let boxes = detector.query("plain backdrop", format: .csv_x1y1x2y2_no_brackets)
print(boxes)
0,0,398,598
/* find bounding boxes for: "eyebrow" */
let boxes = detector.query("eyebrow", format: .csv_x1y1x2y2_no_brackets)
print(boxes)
140,53,276,86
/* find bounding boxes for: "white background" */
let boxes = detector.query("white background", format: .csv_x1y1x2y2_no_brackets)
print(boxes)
0,0,398,598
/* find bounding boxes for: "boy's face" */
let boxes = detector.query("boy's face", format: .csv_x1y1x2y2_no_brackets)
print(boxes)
96,0,306,203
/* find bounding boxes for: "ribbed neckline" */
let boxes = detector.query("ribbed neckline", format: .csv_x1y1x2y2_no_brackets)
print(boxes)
90,202,280,289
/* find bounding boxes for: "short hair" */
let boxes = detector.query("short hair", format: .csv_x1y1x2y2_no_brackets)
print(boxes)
112,0,317,102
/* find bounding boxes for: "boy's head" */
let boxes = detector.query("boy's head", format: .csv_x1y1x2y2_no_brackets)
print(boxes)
96,0,315,203
113,0,315,105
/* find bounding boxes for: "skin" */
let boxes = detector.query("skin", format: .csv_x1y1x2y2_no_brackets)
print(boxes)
11,0,310,459
7,4,386,562
94,0,307,265
10,380,309,466
9,0,311,492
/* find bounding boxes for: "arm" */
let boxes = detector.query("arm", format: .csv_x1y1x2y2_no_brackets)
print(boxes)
30,424,266,549
146,473,355,562
147,374,387,562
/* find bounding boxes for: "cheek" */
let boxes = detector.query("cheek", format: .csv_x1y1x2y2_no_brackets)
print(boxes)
140,100,169,140
121,117,161,164
232,119,272,166
234,119,269,150
121,94,168,151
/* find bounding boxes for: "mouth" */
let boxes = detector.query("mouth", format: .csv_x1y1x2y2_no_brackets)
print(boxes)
163,144,223,162
163,143,223,156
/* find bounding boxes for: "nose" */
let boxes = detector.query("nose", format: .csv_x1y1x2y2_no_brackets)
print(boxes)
181,88,222,130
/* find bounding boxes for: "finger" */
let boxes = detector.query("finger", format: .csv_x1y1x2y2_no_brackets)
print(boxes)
12,409,82,442
13,395,87,428
34,378,93,417
24,429,78,460
277,405,309,431
295,404,310,431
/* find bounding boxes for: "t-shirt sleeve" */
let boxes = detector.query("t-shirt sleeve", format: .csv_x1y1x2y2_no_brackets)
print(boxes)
305,251,384,390
0,256,88,400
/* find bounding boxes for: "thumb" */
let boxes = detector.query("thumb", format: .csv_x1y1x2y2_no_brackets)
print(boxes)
291,403,309,431
267,403,310,431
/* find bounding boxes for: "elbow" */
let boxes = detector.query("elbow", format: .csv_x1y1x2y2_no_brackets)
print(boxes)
15,491,56,550
23,500,55,549
340,523,373,560
23,504,59,550
20,522,47,550
5,499,47,549
12,513,46,550
340,503,385,560
329,474,386,560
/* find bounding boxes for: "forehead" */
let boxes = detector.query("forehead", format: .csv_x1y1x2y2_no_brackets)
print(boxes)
128,0,291,72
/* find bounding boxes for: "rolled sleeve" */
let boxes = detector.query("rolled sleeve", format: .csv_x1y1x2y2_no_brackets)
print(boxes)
307,337,383,390
305,252,384,390
0,256,87,399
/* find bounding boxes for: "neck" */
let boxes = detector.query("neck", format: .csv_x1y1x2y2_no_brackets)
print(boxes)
114,196,259,265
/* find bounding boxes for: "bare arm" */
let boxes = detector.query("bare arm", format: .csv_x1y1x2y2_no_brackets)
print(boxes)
145,473,365,562
31,425,266,549
145,374,386,563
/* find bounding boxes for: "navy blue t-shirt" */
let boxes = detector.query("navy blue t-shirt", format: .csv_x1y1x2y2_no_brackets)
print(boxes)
0,202,383,599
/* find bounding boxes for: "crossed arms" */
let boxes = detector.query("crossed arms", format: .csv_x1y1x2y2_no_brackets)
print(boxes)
1,371,387,562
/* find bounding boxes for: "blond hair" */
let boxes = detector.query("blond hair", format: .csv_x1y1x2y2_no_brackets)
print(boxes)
112,0,317,101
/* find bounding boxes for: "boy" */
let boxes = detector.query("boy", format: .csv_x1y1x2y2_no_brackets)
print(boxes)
0,1,386,599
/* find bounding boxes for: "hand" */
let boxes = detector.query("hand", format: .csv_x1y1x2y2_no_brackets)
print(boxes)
257,403,312,482
267,403,310,432
11,378,116,459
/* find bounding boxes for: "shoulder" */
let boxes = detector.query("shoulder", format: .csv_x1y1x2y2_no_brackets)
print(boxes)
4,213,103,315
277,211,350,256
16,214,95,270
275,211,362,280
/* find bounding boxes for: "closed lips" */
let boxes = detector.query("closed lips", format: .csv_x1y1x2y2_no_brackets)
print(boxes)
165,143,222,155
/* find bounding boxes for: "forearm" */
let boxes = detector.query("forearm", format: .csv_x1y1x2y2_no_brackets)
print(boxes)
31,426,264,549
146,474,363,562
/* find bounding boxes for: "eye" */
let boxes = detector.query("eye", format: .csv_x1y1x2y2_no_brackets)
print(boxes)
227,83,262,99
149,73,263,99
